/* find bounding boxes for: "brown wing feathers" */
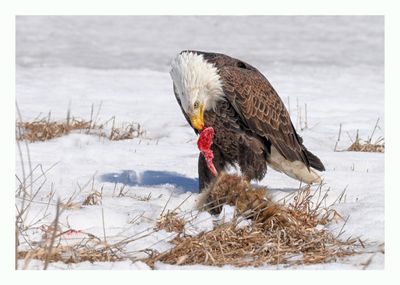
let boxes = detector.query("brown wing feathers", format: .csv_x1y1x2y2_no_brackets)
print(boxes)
219,66,311,168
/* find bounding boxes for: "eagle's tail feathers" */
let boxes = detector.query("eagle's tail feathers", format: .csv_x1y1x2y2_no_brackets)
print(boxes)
304,148,325,171
268,146,322,184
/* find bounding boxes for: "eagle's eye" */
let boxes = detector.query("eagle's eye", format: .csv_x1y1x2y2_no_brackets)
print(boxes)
193,100,200,109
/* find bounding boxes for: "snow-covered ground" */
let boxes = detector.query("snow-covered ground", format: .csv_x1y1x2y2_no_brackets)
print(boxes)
15,16,384,269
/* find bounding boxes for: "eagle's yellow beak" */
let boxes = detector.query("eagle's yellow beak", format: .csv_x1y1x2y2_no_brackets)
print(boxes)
190,104,205,131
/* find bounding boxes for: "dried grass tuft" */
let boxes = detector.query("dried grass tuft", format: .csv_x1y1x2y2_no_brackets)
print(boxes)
145,173,360,268
82,190,102,206
16,111,145,142
155,212,185,233
201,174,269,216
109,122,145,141
347,131,384,153
16,118,90,142
17,241,124,264
347,142,384,153
335,118,384,153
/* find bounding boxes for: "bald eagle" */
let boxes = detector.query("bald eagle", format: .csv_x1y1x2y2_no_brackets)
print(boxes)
170,51,325,191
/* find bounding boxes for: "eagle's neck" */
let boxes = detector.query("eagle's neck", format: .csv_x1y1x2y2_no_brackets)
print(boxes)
170,52,224,112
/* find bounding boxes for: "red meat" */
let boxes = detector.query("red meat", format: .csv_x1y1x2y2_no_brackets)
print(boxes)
197,127,217,176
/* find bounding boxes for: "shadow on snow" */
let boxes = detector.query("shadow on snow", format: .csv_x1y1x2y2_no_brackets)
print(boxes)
100,170,199,193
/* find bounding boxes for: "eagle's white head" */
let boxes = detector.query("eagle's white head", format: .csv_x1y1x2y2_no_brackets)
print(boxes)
170,51,224,131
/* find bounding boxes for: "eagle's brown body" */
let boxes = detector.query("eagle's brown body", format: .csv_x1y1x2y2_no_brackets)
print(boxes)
172,51,325,191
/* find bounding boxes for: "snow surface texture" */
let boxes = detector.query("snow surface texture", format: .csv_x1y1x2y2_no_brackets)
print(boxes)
16,16,384,269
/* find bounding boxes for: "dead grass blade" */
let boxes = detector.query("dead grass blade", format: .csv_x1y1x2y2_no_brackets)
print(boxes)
43,199,61,270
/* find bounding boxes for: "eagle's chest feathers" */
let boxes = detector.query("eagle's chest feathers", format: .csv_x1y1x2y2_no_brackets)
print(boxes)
204,100,243,158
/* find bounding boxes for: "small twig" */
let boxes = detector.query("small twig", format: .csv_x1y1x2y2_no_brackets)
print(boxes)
160,191,174,216
66,103,71,131
46,111,52,124
171,193,193,213
368,118,380,144
43,199,61,270
110,116,116,140
87,103,94,134
100,186,107,243
346,131,355,144
334,123,342,151
304,103,308,129
336,215,350,239
15,223,19,270
117,184,127,197
355,130,359,144
299,105,302,130
93,101,103,127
